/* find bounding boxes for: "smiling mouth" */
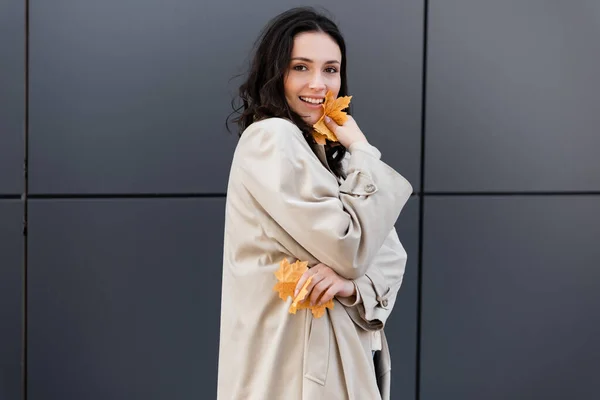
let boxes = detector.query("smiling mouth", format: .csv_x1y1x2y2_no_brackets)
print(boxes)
299,96,325,105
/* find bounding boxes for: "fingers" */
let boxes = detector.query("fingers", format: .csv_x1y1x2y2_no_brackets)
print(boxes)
304,270,328,299
309,277,333,305
324,116,339,133
294,268,314,297
317,284,340,305
294,263,324,297
293,263,347,307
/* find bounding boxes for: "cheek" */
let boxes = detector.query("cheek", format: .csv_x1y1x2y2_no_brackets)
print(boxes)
283,74,294,97
327,77,342,97
283,78,292,99
284,74,302,95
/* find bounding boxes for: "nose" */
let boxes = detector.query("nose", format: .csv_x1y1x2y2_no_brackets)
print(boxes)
308,72,326,91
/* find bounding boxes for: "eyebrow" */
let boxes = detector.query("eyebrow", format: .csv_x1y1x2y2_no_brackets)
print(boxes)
291,57,341,64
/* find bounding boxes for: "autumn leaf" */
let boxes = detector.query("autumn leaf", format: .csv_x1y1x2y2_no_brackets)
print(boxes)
272,282,296,301
273,258,335,319
274,258,308,284
312,90,352,144
290,295,334,318
308,300,334,318
312,131,329,146
273,258,308,301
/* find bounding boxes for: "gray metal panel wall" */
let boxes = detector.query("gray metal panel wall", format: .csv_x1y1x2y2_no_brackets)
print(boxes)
0,0,24,194
27,198,225,399
0,202,23,400
425,0,600,192
28,0,421,194
0,1,24,398
333,0,423,189
420,196,600,399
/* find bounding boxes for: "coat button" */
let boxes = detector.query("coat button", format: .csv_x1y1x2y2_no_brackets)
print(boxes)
382,299,388,307
364,184,376,193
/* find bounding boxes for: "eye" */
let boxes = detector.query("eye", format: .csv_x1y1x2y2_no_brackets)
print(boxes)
293,65,308,71
325,67,338,74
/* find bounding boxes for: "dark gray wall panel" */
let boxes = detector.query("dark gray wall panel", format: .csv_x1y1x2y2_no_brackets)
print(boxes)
425,1,600,192
421,196,600,400
386,196,419,400
28,0,239,194
0,0,24,194
333,0,423,190
29,0,421,194
0,201,23,400
28,198,225,399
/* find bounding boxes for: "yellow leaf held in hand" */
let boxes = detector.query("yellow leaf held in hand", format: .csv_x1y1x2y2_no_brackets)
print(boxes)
312,90,352,144
273,258,335,319
290,296,334,318
312,131,329,146
272,282,296,301
274,258,308,284
273,258,308,301
309,300,334,319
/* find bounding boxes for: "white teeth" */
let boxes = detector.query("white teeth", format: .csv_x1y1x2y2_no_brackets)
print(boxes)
300,97,324,104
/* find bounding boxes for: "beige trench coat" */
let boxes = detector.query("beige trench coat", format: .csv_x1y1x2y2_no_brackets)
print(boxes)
217,118,413,400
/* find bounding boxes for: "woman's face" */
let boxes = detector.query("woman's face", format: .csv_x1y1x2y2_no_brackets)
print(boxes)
284,31,342,125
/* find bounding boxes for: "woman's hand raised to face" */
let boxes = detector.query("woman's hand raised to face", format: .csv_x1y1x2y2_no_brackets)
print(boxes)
294,263,356,306
324,114,368,149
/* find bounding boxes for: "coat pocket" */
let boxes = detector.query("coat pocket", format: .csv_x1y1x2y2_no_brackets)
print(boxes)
303,314,331,386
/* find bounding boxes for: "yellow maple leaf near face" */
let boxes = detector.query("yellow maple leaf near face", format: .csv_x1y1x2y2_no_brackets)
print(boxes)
312,131,329,146
312,90,352,144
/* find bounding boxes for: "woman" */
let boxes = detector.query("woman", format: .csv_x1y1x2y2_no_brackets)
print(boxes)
218,7,412,400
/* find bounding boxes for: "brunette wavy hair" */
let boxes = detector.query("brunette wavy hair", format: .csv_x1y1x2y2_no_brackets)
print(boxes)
226,7,351,177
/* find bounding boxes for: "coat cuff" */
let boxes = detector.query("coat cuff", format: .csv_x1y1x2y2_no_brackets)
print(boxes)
341,269,396,331
337,281,362,307
339,142,387,197
355,271,394,325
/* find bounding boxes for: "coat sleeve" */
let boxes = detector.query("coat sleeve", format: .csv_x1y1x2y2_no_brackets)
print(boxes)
236,118,413,280
337,227,407,330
